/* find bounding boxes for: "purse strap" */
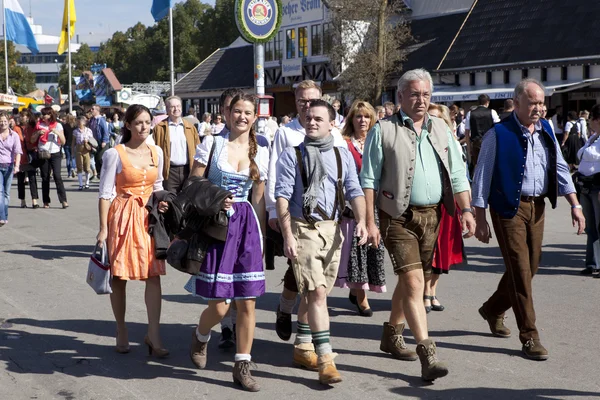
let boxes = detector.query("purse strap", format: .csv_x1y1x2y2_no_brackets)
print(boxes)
93,242,109,266
204,139,217,179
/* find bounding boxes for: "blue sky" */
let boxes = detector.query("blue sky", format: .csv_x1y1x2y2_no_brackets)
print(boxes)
25,0,215,45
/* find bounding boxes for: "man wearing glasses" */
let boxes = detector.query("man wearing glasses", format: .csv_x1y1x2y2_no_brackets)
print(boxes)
153,96,200,193
266,80,346,370
361,68,474,381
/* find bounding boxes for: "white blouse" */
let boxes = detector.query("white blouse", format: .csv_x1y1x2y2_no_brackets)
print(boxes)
38,122,64,154
578,134,600,176
194,133,269,181
98,145,165,200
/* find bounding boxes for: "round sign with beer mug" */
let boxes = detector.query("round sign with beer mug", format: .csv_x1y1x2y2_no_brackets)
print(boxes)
236,0,282,43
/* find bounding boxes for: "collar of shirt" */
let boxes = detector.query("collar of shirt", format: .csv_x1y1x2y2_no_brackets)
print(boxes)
400,110,431,131
512,112,542,137
168,118,183,126
291,118,305,134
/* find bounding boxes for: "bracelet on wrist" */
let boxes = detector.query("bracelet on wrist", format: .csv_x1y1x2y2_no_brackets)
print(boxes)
571,205,582,209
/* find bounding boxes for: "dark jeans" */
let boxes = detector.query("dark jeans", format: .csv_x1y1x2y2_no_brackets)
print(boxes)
40,153,67,204
94,146,107,179
63,145,76,175
580,189,600,266
484,199,545,343
16,169,39,201
164,164,190,194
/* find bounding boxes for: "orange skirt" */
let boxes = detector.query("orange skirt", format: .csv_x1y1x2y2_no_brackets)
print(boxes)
107,195,165,280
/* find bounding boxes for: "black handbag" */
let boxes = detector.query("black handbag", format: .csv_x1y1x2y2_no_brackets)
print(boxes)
166,235,212,275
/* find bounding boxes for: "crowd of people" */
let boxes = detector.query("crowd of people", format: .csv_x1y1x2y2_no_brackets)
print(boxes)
0,67,592,392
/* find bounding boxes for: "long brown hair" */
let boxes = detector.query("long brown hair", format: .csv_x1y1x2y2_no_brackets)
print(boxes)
228,94,260,181
121,104,152,144
341,100,376,140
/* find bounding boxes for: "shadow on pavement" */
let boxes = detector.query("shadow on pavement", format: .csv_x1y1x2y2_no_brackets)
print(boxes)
4,244,93,260
0,318,336,390
460,244,585,275
390,386,600,399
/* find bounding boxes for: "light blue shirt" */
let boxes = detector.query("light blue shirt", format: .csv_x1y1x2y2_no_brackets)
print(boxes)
472,112,575,208
361,112,470,205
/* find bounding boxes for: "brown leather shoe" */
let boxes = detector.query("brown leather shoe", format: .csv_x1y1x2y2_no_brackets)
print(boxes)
380,322,418,361
416,339,448,382
190,330,208,369
318,353,342,385
233,360,260,392
522,339,549,361
478,306,511,338
293,343,318,370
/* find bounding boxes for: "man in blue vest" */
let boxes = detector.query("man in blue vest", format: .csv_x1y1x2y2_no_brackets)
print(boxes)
472,78,585,361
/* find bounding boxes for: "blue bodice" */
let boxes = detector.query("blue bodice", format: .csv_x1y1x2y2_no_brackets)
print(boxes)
206,135,253,200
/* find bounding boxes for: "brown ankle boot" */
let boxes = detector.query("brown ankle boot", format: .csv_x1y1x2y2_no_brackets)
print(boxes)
522,339,549,361
478,306,511,338
416,339,448,381
293,343,318,370
380,322,418,361
190,330,208,369
318,353,342,385
233,360,260,392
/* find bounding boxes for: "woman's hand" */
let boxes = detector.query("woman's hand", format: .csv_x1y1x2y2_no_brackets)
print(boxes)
96,227,108,247
222,197,234,211
158,201,169,213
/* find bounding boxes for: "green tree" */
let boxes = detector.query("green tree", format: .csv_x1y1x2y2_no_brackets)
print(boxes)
58,43,96,92
0,41,36,94
94,0,237,85
324,0,412,104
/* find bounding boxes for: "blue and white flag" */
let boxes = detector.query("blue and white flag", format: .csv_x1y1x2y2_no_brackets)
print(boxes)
151,0,173,22
4,0,39,54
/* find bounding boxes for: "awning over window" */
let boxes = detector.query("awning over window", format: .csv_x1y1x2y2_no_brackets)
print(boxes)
431,79,600,102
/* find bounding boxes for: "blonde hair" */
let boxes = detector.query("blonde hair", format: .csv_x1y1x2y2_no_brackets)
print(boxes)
341,100,377,140
428,103,453,130
295,80,322,97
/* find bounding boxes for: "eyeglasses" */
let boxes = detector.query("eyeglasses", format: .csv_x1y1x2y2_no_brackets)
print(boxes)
296,99,319,106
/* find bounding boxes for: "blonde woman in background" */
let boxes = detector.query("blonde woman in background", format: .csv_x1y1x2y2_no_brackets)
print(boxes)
335,100,386,316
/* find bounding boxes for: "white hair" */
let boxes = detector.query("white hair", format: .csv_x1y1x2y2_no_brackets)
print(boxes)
397,68,434,93
514,78,545,100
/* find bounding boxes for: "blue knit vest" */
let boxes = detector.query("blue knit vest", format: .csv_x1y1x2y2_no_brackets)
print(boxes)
488,115,558,218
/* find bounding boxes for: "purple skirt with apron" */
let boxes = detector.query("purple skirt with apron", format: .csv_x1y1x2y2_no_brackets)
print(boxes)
185,201,265,300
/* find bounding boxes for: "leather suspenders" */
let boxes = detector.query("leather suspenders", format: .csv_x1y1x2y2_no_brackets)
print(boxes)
294,146,345,225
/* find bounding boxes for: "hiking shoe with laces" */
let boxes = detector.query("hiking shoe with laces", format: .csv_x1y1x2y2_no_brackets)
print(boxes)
416,338,448,381
380,322,418,361
479,306,511,338
522,339,549,361
233,360,260,392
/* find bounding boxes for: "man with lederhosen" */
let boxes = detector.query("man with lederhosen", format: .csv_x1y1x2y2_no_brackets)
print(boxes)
361,68,475,381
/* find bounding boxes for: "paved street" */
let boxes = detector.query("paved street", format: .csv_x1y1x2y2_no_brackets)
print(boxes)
1,176,599,400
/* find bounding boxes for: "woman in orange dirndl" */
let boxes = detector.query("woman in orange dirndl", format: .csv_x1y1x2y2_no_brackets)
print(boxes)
96,105,170,357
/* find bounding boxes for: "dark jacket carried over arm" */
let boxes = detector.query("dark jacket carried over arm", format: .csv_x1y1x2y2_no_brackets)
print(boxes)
145,190,177,259
167,176,233,238
163,176,233,275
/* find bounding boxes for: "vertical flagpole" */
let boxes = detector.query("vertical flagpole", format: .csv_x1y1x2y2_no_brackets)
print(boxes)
3,0,9,93
67,0,72,113
169,6,174,96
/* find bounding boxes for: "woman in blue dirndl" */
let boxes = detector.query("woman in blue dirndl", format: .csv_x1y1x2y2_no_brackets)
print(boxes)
186,94,267,392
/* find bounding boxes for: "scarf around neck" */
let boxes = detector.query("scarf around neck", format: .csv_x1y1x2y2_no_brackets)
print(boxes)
302,133,335,213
